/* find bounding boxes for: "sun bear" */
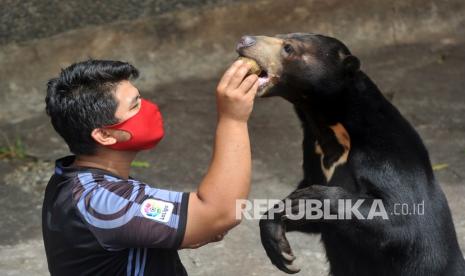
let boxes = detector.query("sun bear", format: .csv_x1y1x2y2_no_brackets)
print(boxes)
236,33,465,275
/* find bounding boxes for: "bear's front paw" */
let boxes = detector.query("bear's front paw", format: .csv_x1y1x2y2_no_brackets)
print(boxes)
259,217,300,274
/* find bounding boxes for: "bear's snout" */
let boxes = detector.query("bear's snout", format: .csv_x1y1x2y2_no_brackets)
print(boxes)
236,35,256,51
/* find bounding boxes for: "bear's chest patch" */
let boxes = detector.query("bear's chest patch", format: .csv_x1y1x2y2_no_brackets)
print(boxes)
315,123,351,182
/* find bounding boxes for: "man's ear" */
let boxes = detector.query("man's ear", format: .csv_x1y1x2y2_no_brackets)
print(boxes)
342,55,361,73
91,128,118,146
91,128,132,146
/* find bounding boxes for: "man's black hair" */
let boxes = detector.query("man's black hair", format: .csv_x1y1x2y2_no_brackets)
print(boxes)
45,59,139,155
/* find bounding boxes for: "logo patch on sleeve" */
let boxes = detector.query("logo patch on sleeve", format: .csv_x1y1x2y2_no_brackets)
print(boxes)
140,198,174,223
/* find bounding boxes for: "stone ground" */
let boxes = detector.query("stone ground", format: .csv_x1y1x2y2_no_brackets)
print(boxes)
0,31,464,276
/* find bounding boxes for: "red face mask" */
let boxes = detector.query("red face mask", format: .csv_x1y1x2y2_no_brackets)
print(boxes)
104,98,164,151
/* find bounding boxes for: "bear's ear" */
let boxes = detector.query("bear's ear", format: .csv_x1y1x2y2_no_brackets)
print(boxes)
342,55,361,73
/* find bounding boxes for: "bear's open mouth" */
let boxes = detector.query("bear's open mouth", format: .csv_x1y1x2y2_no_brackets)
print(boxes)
257,70,270,89
236,54,276,96
238,56,270,90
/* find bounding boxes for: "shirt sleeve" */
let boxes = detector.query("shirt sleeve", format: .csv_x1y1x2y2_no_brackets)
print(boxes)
72,172,189,250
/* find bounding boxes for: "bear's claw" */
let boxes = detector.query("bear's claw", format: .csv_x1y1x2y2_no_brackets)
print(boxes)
282,252,296,262
260,218,301,274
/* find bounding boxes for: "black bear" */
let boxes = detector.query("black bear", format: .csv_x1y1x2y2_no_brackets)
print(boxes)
236,33,465,275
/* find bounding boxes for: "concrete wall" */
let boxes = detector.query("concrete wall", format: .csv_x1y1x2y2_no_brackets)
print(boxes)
1,0,464,124
0,0,241,45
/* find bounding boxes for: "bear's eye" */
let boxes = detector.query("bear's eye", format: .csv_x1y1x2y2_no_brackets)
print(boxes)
283,44,294,54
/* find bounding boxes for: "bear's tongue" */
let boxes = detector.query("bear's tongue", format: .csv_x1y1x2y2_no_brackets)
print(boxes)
258,71,269,88
258,73,270,87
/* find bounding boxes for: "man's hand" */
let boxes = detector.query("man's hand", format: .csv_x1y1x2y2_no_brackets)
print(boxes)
216,60,259,122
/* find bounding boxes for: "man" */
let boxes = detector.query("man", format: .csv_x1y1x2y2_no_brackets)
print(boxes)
42,59,258,275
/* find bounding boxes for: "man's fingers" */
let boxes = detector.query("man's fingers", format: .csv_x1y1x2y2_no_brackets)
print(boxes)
217,60,243,92
238,74,258,93
227,63,251,90
245,78,259,99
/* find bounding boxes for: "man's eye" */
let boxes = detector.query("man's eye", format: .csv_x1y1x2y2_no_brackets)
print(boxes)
131,103,139,110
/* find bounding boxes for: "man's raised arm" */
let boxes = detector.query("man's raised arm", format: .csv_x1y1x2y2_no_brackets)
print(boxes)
181,60,259,247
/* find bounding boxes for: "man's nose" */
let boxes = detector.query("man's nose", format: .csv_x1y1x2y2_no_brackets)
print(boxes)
236,36,256,51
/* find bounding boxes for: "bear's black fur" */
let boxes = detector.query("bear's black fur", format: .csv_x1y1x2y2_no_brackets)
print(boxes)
237,33,465,276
